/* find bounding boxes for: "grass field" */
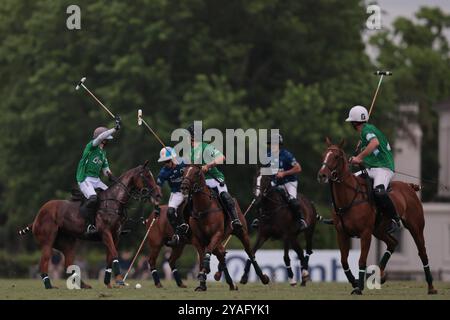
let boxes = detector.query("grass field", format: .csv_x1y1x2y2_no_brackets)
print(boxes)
0,279,449,300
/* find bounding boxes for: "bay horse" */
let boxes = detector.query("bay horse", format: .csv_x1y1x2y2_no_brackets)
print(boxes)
240,168,318,286
19,161,162,289
181,164,270,291
145,205,188,288
317,138,437,295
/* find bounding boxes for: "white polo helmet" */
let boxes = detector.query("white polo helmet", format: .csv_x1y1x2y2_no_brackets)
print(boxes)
158,147,177,162
346,105,369,122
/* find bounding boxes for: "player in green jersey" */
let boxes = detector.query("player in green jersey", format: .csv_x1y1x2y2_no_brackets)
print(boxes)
346,105,401,234
76,118,121,234
186,123,243,231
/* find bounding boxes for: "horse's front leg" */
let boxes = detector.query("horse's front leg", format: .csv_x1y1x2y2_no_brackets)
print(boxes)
191,236,207,292
354,231,372,295
102,231,124,287
203,231,224,274
336,230,358,291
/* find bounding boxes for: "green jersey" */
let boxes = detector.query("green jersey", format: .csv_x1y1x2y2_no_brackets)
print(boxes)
360,123,395,171
76,141,109,182
190,142,225,182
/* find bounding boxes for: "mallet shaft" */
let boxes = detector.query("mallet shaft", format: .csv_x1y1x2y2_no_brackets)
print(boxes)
123,217,157,282
81,83,116,119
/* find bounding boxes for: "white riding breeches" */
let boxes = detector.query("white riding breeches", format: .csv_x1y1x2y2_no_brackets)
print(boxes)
272,181,298,199
355,167,394,189
168,192,184,209
78,177,108,198
205,179,228,194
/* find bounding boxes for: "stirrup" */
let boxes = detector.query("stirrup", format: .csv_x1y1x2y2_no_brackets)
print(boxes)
387,219,401,234
231,219,243,229
251,218,259,229
85,224,97,234
298,219,308,231
166,234,180,247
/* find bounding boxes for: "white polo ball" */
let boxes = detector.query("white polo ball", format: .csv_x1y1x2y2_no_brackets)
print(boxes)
135,283,142,289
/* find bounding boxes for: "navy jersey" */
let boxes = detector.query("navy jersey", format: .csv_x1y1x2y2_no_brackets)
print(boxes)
266,149,298,184
157,161,185,193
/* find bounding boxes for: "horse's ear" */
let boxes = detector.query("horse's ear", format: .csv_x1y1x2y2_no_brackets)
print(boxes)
339,139,346,148
325,137,332,146
143,160,149,168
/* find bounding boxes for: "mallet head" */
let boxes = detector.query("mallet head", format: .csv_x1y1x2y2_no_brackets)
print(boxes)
75,77,86,90
374,71,392,76
138,109,143,126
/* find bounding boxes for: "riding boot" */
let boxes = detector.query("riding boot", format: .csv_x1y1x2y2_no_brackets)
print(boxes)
287,198,308,231
81,195,98,234
374,185,401,234
220,192,243,230
166,207,189,247
250,197,262,229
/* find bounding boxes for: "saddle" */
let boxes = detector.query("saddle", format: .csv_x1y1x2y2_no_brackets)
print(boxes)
70,186,104,203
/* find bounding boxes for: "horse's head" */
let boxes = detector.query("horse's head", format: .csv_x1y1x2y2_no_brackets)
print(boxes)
317,137,348,184
129,160,162,204
254,166,275,198
180,164,205,198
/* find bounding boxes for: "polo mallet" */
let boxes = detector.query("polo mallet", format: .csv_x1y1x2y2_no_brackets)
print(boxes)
123,217,157,282
354,70,392,153
138,109,167,148
222,198,256,247
75,77,116,119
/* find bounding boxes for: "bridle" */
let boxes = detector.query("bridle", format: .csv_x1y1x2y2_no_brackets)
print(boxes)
99,167,159,216
321,147,350,183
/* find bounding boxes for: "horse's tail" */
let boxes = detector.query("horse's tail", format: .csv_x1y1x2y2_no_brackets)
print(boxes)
18,223,33,236
409,183,422,192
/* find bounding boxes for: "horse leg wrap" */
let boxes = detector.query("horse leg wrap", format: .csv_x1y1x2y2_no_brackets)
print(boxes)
172,269,183,287
151,269,161,285
112,258,120,276
344,269,357,288
286,266,294,279
251,258,264,277
304,253,310,270
243,259,252,274
220,263,233,285
103,268,112,285
379,251,392,270
41,273,52,289
358,267,366,291
198,271,207,288
203,253,211,273
423,265,433,285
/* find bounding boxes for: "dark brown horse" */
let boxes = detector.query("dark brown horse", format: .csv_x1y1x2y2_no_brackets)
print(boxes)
19,162,162,289
145,205,188,288
317,138,437,295
180,164,270,291
240,168,318,286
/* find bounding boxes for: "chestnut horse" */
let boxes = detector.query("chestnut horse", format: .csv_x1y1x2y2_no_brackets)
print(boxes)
19,162,162,289
317,138,437,295
240,168,318,286
180,165,270,291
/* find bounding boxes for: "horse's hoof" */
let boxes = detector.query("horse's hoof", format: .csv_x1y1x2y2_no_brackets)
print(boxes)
229,283,238,291
214,272,222,281
195,286,207,292
240,276,248,285
351,288,362,295
155,283,163,288
178,282,187,288
261,274,270,285
81,282,92,289
115,280,125,286
106,284,113,289
428,288,438,295
300,281,306,287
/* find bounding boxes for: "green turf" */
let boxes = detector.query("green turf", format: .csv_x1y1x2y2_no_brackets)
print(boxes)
0,279,449,300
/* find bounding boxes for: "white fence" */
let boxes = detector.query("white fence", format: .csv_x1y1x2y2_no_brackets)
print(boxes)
208,249,360,282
